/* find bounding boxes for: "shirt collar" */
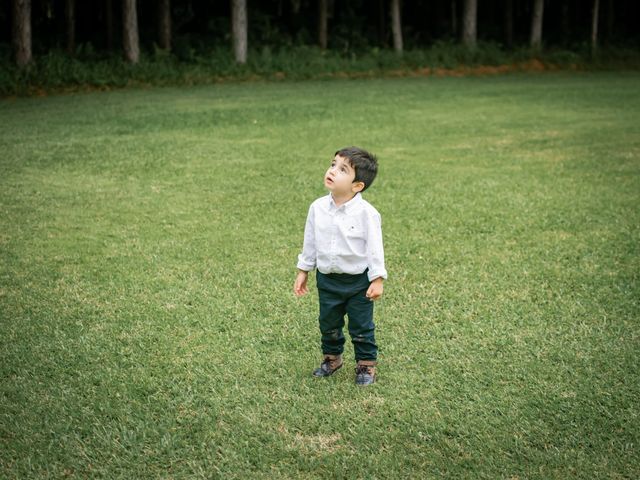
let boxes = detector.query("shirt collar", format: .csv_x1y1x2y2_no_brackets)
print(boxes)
329,192,362,213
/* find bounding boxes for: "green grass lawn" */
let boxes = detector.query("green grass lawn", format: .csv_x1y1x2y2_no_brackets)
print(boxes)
1,73,639,478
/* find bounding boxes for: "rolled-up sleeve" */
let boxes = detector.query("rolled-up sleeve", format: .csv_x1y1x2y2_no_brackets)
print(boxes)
296,204,317,271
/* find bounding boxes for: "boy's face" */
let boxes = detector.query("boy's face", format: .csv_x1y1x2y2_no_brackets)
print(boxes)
324,155,364,196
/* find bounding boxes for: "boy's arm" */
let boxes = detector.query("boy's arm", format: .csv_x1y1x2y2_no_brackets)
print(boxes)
296,204,317,272
365,210,388,283
294,204,315,297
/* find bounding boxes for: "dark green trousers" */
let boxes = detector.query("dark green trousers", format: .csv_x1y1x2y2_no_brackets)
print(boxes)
316,270,377,361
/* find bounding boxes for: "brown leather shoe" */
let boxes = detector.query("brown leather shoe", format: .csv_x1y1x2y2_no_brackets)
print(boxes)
313,354,343,377
355,360,377,386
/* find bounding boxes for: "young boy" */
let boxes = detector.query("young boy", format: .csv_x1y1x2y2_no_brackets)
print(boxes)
294,146,387,386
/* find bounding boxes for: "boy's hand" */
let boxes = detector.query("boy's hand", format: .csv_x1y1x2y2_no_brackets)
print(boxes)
294,270,309,297
366,277,384,301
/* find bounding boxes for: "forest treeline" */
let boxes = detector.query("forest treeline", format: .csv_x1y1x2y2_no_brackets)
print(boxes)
2,1,639,95
5,0,640,66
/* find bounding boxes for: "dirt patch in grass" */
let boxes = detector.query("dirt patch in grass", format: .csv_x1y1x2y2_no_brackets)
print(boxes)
399,59,575,78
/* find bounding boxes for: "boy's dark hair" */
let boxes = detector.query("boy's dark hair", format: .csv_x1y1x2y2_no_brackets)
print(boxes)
335,146,378,192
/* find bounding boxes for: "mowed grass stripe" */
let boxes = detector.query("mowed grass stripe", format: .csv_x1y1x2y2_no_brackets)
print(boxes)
1,73,639,478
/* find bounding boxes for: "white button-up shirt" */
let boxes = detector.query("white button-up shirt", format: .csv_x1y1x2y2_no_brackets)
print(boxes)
297,193,387,282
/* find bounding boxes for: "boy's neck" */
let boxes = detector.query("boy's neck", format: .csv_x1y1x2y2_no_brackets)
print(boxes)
331,191,358,207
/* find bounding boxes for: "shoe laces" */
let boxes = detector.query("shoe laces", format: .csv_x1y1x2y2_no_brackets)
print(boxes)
355,364,371,375
323,357,337,369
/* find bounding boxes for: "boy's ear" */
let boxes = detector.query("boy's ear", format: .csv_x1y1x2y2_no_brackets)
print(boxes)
352,181,365,193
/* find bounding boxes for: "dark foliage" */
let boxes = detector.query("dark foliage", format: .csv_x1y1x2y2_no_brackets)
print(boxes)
2,0,639,56
2,0,639,95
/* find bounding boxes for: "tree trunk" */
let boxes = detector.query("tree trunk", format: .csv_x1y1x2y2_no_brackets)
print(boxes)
504,0,514,49
390,0,403,53
451,0,458,38
461,0,477,48
231,0,247,64
377,0,386,47
158,0,171,51
530,0,544,50
66,0,76,55
105,0,114,50
318,0,328,49
123,0,140,63
561,0,569,45
606,0,614,44
12,0,32,68
591,0,600,53
433,0,444,38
